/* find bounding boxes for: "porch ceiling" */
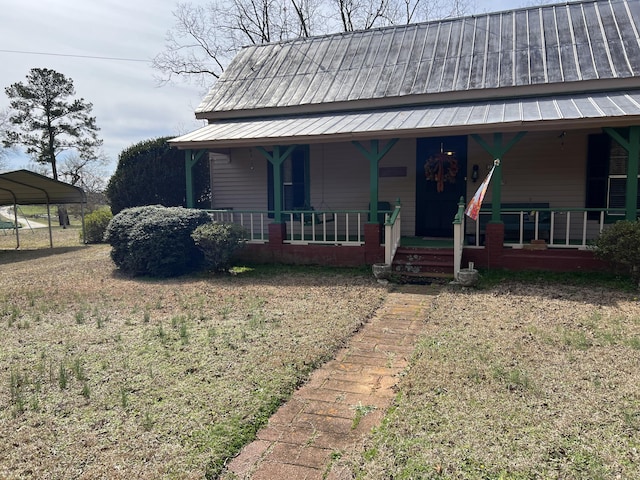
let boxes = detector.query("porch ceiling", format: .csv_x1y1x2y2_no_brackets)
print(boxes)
171,90,640,149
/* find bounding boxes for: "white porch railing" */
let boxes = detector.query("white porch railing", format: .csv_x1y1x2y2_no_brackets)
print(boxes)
206,210,269,243
465,208,627,248
284,210,368,245
384,203,402,265
206,208,393,246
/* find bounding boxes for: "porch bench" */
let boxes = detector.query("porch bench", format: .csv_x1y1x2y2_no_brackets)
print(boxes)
291,207,335,225
479,203,551,242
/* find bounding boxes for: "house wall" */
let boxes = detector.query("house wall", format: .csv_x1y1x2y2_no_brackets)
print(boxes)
466,130,592,206
308,140,417,236
210,148,268,211
211,141,418,236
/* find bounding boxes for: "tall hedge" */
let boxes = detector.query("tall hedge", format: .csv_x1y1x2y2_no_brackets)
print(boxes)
105,205,211,277
105,137,210,215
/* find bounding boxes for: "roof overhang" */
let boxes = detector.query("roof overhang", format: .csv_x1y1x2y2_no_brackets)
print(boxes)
172,90,640,149
0,170,86,206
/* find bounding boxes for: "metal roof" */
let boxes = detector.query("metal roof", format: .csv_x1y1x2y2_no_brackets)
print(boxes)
196,0,640,118
0,170,86,206
171,89,640,148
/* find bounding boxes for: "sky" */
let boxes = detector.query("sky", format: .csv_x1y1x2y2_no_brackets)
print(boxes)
0,0,523,178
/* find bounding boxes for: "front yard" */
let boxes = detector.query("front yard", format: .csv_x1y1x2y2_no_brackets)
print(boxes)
2,228,640,479
0,231,385,478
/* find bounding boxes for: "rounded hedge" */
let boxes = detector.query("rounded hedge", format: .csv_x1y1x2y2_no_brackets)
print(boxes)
191,222,247,272
105,205,211,277
83,208,113,244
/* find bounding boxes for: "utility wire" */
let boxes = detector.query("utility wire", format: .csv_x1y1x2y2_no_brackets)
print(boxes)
0,49,149,63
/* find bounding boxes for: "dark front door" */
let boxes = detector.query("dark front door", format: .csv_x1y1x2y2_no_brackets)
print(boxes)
415,136,467,237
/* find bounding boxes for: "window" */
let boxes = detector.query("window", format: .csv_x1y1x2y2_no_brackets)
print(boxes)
267,146,309,217
606,139,640,214
586,133,639,218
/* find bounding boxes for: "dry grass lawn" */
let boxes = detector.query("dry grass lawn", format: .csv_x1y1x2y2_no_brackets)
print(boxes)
0,228,386,479
337,281,640,479
3,228,640,479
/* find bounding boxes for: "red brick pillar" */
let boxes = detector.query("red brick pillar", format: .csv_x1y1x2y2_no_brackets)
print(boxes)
485,222,505,269
268,223,286,244
364,223,384,264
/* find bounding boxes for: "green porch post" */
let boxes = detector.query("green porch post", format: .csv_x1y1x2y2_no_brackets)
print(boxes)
352,139,398,222
257,145,296,223
471,132,527,222
185,149,206,208
604,127,640,221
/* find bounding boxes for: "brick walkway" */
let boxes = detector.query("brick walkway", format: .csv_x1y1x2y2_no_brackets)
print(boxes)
226,284,439,479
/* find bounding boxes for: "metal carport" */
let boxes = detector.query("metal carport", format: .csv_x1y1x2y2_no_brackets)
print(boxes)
0,170,87,248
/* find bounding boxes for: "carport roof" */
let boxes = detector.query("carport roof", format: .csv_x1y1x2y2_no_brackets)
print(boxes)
0,170,86,206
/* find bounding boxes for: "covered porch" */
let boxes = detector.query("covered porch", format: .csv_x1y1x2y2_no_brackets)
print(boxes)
171,94,640,276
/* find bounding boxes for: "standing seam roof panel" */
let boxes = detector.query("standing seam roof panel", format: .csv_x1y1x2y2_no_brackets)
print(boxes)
544,7,564,82
484,14,503,89
334,31,372,101
387,26,420,97
399,25,429,95
347,30,385,100
196,0,640,115
297,37,341,105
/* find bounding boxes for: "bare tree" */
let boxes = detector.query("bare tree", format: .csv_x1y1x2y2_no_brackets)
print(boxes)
389,0,475,24
59,152,108,193
154,0,476,85
334,0,391,31
153,0,319,86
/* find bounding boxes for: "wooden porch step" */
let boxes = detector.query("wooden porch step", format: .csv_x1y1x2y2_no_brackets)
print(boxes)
392,246,455,278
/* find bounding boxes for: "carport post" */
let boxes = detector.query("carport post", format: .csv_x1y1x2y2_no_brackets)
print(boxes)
13,201,19,249
47,204,53,248
80,202,86,244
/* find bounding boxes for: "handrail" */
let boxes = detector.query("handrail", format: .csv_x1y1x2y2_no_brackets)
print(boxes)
384,201,402,265
452,197,465,279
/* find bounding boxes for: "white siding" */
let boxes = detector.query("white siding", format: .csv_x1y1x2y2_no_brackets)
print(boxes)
309,140,417,237
465,130,593,207
211,148,268,210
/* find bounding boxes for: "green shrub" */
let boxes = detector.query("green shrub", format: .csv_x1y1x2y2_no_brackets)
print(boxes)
83,208,113,244
104,205,211,277
592,220,640,282
191,222,247,272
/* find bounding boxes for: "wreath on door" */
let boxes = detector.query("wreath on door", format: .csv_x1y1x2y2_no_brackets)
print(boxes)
424,152,458,193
